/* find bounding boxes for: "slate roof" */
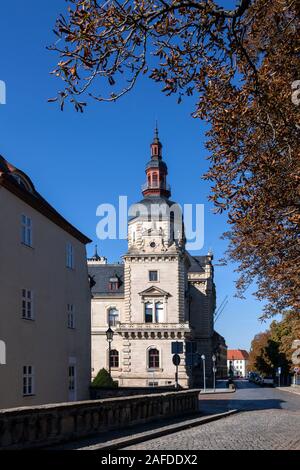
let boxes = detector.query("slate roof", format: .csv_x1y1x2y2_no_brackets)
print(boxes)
88,264,125,296
187,252,212,273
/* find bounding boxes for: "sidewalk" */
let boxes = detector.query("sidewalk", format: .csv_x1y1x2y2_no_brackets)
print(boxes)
52,409,238,450
276,386,300,396
200,388,235,394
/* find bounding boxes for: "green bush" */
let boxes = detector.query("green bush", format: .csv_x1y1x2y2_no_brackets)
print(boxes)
91,368,118,388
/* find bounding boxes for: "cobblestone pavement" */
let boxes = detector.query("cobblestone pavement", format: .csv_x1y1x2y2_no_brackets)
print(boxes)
126,381,300,450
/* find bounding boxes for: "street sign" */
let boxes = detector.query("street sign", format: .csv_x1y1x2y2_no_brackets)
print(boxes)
171,342,183,354
172,354,181,366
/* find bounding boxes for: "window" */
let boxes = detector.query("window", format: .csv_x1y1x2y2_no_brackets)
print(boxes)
152,173,158,187
110,349,119,368
108,308,119,326
145,301,164,323
148,381,159,387
155,302,164,323
67,304,75,329
109,275,120,291
23,365,34,396
148,348,160,369
68,366,75,392
145,302,153,323
149,270,158,282
22,289,34,320
66,243,74,269
21,215,32,247
109,281,119,291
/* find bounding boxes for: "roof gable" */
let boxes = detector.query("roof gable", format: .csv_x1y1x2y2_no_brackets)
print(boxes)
138,286,171,297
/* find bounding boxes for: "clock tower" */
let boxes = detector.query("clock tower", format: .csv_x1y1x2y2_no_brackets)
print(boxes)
117,128,191,386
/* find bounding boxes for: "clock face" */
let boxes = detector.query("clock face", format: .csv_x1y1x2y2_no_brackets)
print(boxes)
150,241,156,248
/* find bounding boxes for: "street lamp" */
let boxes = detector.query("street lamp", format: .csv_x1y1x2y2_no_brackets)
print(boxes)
201,354,206,392
212,354,217,392
106,327,114,378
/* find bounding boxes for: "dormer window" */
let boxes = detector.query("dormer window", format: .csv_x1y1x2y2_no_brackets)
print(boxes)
12,172,33,193
109,281,119,291
109,275,120,291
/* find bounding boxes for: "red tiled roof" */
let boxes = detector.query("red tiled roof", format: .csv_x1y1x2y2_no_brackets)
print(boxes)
227,349,249,360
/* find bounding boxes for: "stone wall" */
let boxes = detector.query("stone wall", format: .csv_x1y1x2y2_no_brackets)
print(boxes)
90,386,175,399
0,389,200,449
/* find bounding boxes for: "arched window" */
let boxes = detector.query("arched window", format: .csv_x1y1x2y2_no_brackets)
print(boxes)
152,172,158,187
149,348,160,369
110,349,119,368
108,308,119,326
155,302,164,323
145,302,153,323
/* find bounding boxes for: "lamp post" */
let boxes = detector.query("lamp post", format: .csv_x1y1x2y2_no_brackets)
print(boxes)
201,354,206,392
212,354,217,392
106,327,114,378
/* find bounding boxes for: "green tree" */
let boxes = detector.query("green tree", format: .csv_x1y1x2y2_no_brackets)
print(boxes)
248,312,300,378
91,368,118,388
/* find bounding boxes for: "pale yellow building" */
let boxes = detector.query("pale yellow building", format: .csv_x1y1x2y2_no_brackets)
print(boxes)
89,130,226,388
0,156,91,409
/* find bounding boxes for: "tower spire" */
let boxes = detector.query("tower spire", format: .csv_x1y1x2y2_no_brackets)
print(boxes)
92,244,101,261
142,125,171,199
154,121,159,140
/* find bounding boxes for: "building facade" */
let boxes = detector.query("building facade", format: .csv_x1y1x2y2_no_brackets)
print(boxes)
0,156,91,409
227,349,249,378
89,130,226,388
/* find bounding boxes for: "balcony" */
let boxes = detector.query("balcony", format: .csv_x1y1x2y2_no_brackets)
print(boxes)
115,322,191,339
141,182,171,192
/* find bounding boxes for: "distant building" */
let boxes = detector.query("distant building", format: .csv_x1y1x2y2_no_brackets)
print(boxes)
0,156,91,409
89,129,226,388
227,349,249,378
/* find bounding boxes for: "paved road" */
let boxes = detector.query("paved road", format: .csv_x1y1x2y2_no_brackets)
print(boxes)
126,380,300,450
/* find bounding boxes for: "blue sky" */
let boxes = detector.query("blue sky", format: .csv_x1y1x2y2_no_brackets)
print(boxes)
0,1,273,350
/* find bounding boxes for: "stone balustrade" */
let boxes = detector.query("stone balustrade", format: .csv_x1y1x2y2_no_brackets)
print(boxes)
0,389,200,449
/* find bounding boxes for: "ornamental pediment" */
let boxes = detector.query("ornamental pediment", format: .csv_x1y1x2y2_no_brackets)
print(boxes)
138,286,171,298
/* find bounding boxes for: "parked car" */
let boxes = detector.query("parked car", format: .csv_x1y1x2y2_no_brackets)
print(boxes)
260,377,274,387
255,375,263,385
248,372,260,383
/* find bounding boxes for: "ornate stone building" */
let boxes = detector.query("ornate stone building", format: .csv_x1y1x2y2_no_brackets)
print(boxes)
89,130,227,388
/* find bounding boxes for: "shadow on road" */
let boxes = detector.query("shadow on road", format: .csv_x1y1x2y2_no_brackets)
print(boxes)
199,398,287,415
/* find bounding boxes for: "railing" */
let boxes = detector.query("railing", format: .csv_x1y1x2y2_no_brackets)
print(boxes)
141,182,171,192
0,389,200,449
116,322,190,331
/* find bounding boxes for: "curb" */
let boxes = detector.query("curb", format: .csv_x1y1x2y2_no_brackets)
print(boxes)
200,388,236,395
83,409,238,450
275,386,300,396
